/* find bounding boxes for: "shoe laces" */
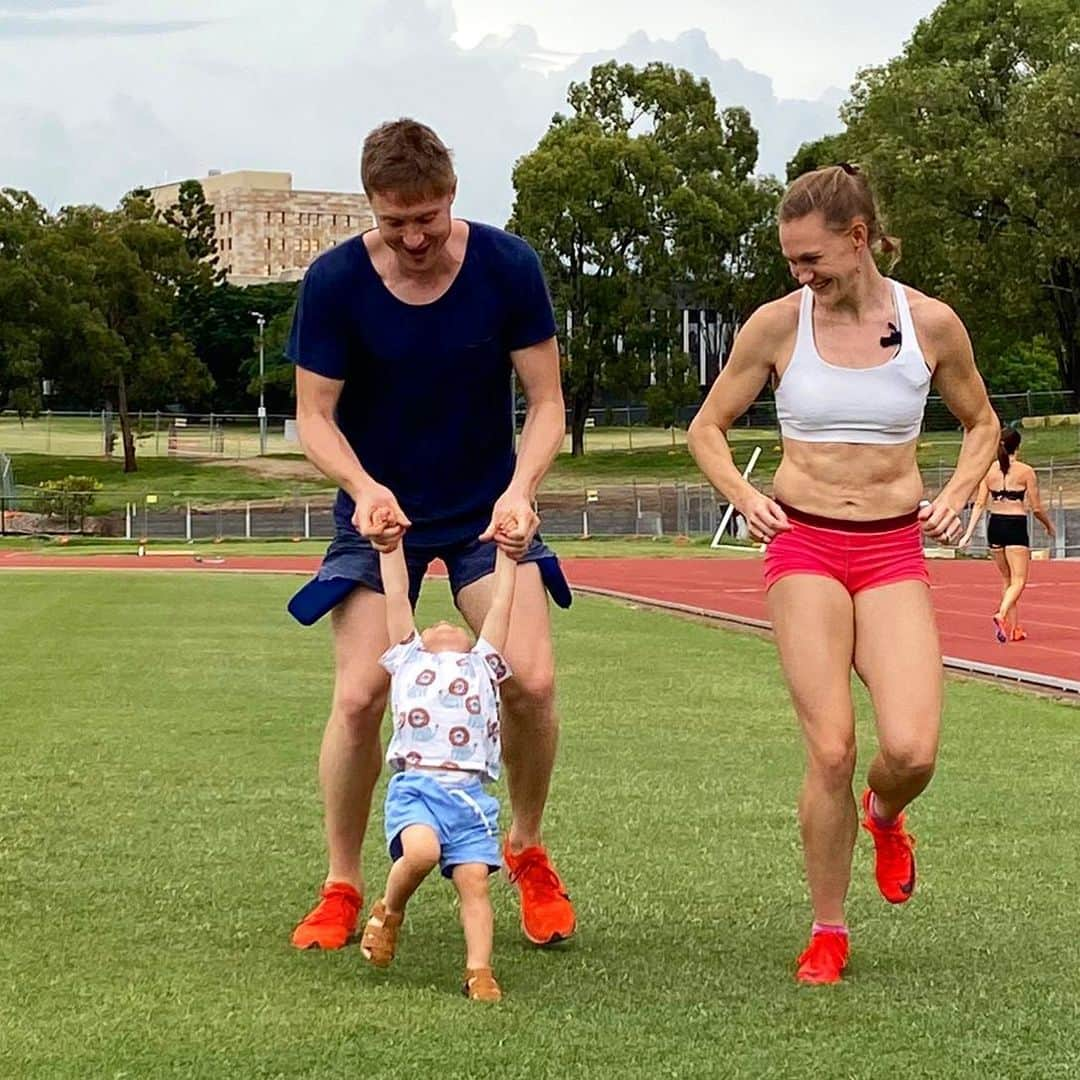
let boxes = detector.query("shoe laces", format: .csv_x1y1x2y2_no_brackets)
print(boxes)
876,820,915,857
509,852,566,898
308,886,358,925
800,932,847,971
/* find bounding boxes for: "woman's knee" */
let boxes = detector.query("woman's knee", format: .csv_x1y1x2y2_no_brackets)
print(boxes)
880,737,938,781
805,739,857,789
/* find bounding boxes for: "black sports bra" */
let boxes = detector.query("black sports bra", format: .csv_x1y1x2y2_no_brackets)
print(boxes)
990,488,1024,502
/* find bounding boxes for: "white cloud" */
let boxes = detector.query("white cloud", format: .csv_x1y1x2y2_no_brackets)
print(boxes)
0,0,910,224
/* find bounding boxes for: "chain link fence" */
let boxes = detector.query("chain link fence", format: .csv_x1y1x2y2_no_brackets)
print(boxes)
3,470,1079,556
4,391,1077,456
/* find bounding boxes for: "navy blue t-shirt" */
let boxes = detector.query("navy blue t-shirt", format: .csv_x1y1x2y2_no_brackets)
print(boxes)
286,223,557,547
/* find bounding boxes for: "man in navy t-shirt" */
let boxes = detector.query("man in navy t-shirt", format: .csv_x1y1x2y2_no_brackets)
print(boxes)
286,118,576,952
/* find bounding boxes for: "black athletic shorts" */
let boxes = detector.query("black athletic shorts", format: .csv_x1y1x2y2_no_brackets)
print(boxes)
986,513,1029,549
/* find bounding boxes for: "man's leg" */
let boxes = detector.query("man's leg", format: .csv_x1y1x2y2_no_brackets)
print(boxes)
457,563,556,849
292,586,390,949
457,563,575,943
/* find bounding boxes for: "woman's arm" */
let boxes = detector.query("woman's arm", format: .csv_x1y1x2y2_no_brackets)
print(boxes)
1025,467,1056,537
919,303,999,543
688,304,793,542
957,478,990,548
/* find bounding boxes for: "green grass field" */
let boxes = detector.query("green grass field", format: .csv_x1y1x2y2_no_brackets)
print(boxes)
2,572,1078,1078
0,534,753,559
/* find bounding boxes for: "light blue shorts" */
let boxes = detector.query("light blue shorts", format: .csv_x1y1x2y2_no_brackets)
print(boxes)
384,772,501,879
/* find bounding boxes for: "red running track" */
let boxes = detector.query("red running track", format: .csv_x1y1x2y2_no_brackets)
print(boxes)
3,550,1077,684
562,556,1080,685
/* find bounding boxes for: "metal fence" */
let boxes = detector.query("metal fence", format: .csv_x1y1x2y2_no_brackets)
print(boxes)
3,391,1077,456
4,471,1079,556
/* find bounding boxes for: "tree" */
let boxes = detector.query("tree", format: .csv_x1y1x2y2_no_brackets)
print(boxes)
510,61,774,455
840,0,1079,393
0,190,50,417
46,205,213,472
981,335,1063,395
160,179,220,267
645,347,700,445
786,133,851,183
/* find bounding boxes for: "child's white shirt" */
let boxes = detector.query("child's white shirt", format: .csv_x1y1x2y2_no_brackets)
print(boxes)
379,631,511,783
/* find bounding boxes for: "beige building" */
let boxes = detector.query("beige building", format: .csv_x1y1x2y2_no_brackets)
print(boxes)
149,170,373,286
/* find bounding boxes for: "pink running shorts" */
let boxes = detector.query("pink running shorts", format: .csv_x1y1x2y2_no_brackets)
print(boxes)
763,503,930,595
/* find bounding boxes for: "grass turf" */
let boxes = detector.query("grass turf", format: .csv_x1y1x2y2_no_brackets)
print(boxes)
0,534,755,559
2,572,1079,1078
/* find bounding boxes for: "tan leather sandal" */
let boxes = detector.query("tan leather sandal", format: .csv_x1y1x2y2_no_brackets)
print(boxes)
359,899,403,968
462,966,502,1002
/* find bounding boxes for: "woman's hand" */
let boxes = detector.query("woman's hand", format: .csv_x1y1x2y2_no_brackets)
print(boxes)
740,491,793,543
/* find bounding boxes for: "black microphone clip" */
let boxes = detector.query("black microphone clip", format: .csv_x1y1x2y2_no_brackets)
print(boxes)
880,322,902,349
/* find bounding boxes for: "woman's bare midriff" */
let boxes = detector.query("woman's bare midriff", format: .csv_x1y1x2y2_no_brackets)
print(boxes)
772,438,925,520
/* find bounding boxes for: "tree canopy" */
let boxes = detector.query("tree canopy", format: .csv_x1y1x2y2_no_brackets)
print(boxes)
510,60,783,454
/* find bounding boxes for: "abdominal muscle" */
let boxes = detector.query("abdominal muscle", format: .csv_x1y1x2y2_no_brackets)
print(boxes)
772,437,925,520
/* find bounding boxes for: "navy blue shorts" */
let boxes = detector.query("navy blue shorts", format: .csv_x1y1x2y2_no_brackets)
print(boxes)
287,531,572,624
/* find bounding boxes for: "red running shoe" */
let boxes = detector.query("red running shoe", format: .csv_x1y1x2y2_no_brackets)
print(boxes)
796,931,850,985
861,788,917,904
290,881,362,950
503,842,576,945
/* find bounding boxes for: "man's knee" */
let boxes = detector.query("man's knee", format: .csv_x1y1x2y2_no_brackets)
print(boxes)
331,682,388,740
501,663,555,713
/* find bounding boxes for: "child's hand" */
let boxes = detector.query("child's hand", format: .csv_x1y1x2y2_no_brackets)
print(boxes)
354,486,410,552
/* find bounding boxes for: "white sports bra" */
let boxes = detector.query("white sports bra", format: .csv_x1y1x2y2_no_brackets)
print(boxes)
775,279,931,445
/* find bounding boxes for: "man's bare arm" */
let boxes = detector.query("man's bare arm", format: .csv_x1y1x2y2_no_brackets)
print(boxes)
296,366,410,548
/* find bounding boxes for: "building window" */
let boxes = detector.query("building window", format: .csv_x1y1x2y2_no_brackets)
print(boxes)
266,264,272,276
345,215,351,228
281,237,286,251
265,237,271,250
227,237,232,250
280,211,286,224
295,237,302,251
332,214,337,227
265,211,271,224
313,238,320,252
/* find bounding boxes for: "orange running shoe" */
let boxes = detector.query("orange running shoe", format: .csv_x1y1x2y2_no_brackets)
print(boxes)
1011,627,1028,642
795,931,850,985
290,881,362,950
503,842,576,945
860,788,917,904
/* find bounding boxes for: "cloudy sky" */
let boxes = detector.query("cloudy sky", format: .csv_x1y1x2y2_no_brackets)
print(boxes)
0,0,938,224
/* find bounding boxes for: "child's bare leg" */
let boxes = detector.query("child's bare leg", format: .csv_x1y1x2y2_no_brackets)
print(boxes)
452,863,494,970
384,825,440,915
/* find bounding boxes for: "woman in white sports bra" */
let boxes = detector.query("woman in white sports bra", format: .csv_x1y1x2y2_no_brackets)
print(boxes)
688,164,999,985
